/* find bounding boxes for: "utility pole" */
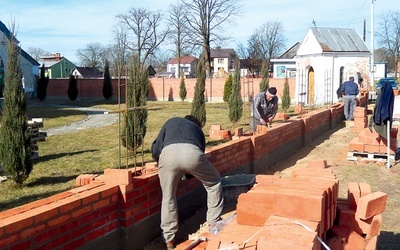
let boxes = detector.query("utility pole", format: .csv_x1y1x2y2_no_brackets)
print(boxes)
370,0,375,87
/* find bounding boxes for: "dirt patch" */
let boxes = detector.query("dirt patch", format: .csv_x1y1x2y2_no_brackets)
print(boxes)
145,121,400,249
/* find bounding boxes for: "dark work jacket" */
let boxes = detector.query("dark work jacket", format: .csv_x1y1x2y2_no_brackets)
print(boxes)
372,81,394,139
151,117,205,162
251,91,278,121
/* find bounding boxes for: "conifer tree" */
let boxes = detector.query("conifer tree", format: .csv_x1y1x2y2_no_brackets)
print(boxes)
0,29,33,184
223,74,233,102
259,60,270,92
281,76,291,113
121,57,149,151
228,59,243,126
67,74,78,101
102,60,113,100
36,64,48,101
191,53,206,127
179,75,187,101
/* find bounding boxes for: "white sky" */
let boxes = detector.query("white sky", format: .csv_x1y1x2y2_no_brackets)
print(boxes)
0,0,397,64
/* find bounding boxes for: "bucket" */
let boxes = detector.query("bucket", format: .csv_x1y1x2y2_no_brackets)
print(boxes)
220,174,256,205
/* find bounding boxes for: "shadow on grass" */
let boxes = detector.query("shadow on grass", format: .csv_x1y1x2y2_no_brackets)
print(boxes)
0,187,72,212
26,175,79,187
377,231,400,249
33,149,98,163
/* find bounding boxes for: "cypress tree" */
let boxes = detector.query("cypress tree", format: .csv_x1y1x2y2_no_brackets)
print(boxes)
259,60,269,92
223,74,233,102
281,76,291,113
121,57,149,151
191,53,206,127
179,76,187,101
67,74,78,101
36,64,48,101
228,59,243,126
102,60,113,100
0,31,33,184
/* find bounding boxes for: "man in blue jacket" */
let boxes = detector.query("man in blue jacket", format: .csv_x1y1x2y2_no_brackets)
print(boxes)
151,115,224,249
341,76,359,120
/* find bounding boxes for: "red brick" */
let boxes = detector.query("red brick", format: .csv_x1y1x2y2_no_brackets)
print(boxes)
347,182,360,209
356,191,388,220
103,168,133,185
273,189,325,223
307,159,328,169
47,214,70,228
348,138,364,152
210,124,222,130
359,183,371,197
364,144,380,153
255,175,285,185
365,235,378,250
3,214,34,234
20,223,46,239
331,225,366,250
364,214,382,239
0,234,18,248
236,191,274,226
353,107,367,117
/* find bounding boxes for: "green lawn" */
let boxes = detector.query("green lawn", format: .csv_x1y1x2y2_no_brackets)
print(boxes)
0,100,252,212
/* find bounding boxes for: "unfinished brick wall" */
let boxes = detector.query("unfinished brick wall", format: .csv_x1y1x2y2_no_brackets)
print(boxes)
0,104,345,250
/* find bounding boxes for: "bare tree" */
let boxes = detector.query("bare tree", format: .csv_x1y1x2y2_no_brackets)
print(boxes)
168,3,193,78
116,7,169,68
376,11,400,78
252,21,286,67
181,0,242,76
76,42,105,68
106,23,131,77
26,47,50,61
236,36,263,77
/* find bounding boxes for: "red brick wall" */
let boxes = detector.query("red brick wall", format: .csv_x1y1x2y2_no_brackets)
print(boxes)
46,77,296,102
0,105,344,250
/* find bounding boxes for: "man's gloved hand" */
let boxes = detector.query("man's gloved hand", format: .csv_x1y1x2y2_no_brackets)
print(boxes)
260,118,267,125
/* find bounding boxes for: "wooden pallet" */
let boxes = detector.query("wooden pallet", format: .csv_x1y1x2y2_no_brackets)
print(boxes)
347,151,395,161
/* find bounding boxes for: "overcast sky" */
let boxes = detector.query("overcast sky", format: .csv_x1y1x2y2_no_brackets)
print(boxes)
0,0,397,64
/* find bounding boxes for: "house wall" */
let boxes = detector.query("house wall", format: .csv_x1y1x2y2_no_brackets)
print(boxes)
0,104,345,250
295,54,370,105
166,61,197,78
45,77,297,104
48,59,75,79
0,42,38,95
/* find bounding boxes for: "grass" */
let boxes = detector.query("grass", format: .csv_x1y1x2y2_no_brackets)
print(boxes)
0,100,252,211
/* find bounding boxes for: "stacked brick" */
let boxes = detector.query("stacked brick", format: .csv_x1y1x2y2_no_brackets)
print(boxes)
348,127,398,161
176,159,387,250
352,106,368,133
28,118,46,160
209,125,232,140
329,183,386,250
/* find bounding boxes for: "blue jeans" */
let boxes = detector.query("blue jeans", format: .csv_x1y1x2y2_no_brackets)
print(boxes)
344,95,357,120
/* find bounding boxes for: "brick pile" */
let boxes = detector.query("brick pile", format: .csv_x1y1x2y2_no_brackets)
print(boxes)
209,125,232,140
176,159,387,250
348,127,398,162
28,118,46,160
352,106,368,133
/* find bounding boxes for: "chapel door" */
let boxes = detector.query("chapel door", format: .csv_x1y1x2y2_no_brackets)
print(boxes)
308,67,315,104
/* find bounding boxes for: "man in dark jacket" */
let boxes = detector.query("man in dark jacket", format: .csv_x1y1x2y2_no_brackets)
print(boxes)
341,76,359,120
151,115,224,249
250,87,278,132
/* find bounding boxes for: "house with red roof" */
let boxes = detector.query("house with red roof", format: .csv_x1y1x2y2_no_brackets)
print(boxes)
166,55,198,78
